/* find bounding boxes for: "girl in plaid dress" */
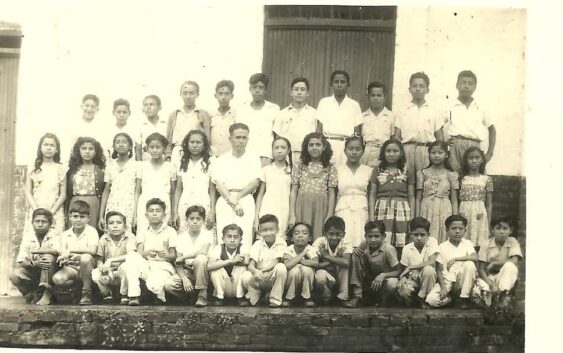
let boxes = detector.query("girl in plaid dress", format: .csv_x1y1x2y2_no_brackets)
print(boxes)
368,139,414,257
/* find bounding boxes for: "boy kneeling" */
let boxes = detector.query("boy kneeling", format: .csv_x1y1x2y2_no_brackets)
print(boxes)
207,224,249,306
425,215,478,309
10,209,60,305
397,217,438,308
346,221,400,308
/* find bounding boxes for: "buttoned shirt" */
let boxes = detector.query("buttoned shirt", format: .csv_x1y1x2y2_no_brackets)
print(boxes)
395,102,444,143
210,108,236,157
436,239,476,281
312,237,352,257
358,240,399,274
446,99,492,141
211,150,261,190
236,100,280,158
60,224,99,254
283,244,319,260
136,224,177,262
249,239,287,270
273,104,317,152
96,232,136,261
400,237,439,267
16,230,61,263
316,95,362,137
361,107,395,143
176,229,214,265
478,237,523,265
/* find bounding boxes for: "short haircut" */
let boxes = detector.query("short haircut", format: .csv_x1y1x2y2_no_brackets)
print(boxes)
145,132,168,149
323,216,345,233
69,200,91,215
222,224,243,236
216,80,235,93
82,94,99,106
409,217,430,232
145,198,166,211
491,216,516,230
113,98,130,111
291,77,310,90
229,122,249,135
290,222,313,238
409,72,430,88
445,214,468,228
367,81,387,96
457,70,477,85
105,210,127,224
258,214,279,227
185,205,206,219
249,73,269,88
364,220,385,234
330,70,350,84
180,80,200,93
32,208,53,224
143,95,161,107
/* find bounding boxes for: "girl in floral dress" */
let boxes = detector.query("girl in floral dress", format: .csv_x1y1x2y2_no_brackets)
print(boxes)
335,136,372,248
255,137,292,241
415,140,459,243
23,133,68,236
459,147,493,248
289,133,337,241
67,136,106,230
98,133,138,230
368,139,414,255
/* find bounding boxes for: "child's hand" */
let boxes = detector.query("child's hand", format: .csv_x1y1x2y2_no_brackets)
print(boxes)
439,286,448,300
101,261,112,274
234,203,244,217
98,219,106,232
446,258,457,271
37,256,53,270
288,214,296,230
399,267,411,279
352,247,365,257
158,251,168,259
371,274,386,291
182,277,194,293
232,255,245,264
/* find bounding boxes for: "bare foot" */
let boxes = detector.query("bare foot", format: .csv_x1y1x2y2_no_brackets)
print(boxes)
36,290,53,306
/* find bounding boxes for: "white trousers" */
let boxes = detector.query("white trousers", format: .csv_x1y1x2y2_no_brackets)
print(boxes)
426,261,476,307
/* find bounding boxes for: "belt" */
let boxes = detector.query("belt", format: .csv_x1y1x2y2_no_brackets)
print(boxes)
404,141,432,147
324,135,347,141
452,135,481,143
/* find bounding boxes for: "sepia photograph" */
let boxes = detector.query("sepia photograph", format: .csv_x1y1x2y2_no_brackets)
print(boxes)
0,0,541,351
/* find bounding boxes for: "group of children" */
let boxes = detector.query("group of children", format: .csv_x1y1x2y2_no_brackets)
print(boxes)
11,69,520,310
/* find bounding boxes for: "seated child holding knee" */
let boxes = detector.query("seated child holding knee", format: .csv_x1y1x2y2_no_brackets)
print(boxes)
91,211,136,304
313,216,351,306
124,198,177,306
472,217,522,308
241,214,287,307
425,214,478,309
397,217,438,308
283,223,319,307
53,201,99,305
346,221,400,308
207,224,249,306
10,208,60,306
168,205,213,307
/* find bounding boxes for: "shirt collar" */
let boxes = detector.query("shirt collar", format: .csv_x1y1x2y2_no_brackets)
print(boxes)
288,104,310,111
147,223,168,235
408,101,429,109
488,237,510,249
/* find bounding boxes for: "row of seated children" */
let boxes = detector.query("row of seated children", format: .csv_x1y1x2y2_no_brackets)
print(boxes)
11,197,521,310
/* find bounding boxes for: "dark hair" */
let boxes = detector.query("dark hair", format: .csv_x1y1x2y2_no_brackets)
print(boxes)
345,135,366,152
289,222,313,242
300,132,333,168
491,216,516,231
185,205,206,219
34,133,61,173
229,122,250,135
179,130,211,173
409,72,430,88
82,94,99,106
249,73,269,88
146,198,166,211
378,139,406,172
105,210,127,224
69,200,91,215
180,81,200,94
323,216,345,233
291,77,310,90
457,70,477,85
425,140,453,171
330,70,350,84
445,214,468,228
258,214,279,227
32,208,53,224
145,132,168,149
222,224,243,236
143,95,161,107
364,220,386,234
111,133,134,159
216,80,234,93
409,217,430,232
272,136,293,173
367,81,387,96
113,98,130,111
461,146,487,177
68,137,106,174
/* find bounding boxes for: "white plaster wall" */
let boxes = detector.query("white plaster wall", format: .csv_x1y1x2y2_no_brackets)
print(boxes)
393,6,526,176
